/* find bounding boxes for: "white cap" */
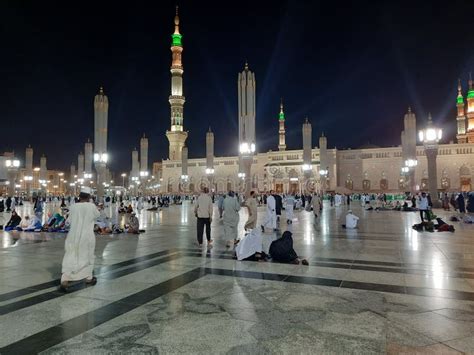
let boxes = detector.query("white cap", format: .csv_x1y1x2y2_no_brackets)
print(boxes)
80,186,92,195
348,209,352,213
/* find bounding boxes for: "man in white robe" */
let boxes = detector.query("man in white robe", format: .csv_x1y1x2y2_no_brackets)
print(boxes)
244,191,258,230
60,187,100,291
261,190,277,232
342,210,359,229
223,191,240,245
235,228,263,260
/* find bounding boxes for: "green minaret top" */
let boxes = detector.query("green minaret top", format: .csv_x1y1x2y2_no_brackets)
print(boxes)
457,78,464,105
468,73,474,99
279,99,285,121
171,6,182,47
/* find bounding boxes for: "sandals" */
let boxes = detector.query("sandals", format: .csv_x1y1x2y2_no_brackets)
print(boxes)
85,277,97,286
59,281,69,292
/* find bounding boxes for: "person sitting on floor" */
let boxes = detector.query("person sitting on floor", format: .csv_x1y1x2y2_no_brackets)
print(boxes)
125,212,140,234
235,228,267,261
126,204,134,214
17,215,31,231
4,210,22,231
342,210,359,229
118,202,126,214
95,205,112,235
269,231,308,265
22,215,43,232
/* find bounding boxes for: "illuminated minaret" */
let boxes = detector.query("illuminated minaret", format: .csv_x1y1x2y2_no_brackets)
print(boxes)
467,73,474,143
166,6,188,160
70,164,75,181
131,148,139,180
206,127,214,173
25,146,33,196
77,152,84,180
278,99,286,151
140,134,149,178
238,62,256,196
456,79,467,143
40,155,47,183
302,118,312,177
94,86,109,198
84,139,93,178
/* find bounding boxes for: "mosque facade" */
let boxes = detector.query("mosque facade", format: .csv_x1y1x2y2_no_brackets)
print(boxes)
159,10,474,196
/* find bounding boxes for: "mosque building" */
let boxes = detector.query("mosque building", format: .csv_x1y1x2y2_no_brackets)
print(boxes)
159,10,474,195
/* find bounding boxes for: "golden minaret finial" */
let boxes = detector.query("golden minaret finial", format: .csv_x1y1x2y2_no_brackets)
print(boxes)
174,5,180,34
99,86,104,95
280,98,284,112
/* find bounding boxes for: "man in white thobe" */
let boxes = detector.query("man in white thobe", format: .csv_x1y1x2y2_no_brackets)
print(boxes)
342,210,359,229
223,191,240,245
261,190,277,232
244,191,258,231
60,187,100,291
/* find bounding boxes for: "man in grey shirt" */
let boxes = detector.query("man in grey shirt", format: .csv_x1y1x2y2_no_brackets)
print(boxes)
194,187,213,247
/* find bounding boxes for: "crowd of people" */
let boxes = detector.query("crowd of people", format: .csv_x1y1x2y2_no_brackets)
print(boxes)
1,186,473,292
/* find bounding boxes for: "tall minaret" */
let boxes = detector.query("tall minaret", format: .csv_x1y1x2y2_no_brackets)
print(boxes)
238,62,256,196
140,134,149,177
278,99,286,151
84,139,93,177
40,155,47,183
94,86,109,198
238,62,256,156
467,73,474,143
77,152,85,179
456,79,467,143
206,127,214,173
302,118,312,176
166,6,188,160
131,148,139,180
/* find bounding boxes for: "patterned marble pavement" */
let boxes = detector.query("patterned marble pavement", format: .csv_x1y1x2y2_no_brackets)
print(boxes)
1,201,474,354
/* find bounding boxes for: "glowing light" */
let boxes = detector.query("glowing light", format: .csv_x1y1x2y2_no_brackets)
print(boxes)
405,159,418,168
171,33,182,46
205,168,215,175
302,164,312,171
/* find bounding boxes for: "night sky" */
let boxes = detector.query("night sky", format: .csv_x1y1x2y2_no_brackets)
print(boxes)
1,0,474,173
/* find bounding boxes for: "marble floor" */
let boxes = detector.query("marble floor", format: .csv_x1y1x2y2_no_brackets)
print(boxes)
1,201,474,354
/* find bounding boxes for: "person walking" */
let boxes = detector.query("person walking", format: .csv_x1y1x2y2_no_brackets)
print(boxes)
194,187,213,248
223,191,240,246
418,192,429,222
244,190,258,231
60,187,100,291
261,190,277,232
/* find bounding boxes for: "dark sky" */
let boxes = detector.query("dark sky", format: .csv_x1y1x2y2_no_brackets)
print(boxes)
1,0,474,173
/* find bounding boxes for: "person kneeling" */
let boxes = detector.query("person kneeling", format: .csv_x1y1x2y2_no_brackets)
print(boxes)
342,210,359,229
269,231,308,265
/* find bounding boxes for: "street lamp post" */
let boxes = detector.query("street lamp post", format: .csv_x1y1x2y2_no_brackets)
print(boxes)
419,113,442,208
121,173,127,188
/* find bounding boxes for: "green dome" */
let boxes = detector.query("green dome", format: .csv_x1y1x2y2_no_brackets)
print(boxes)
468,89,474,99
457,95,464,105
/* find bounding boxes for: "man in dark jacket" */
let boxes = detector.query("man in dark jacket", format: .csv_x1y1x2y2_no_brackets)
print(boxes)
273,193,283,222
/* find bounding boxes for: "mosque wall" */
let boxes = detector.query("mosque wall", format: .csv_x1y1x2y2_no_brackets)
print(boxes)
161,143,474,194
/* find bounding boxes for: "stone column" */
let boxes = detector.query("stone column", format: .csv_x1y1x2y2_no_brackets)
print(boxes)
425,148,440,207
